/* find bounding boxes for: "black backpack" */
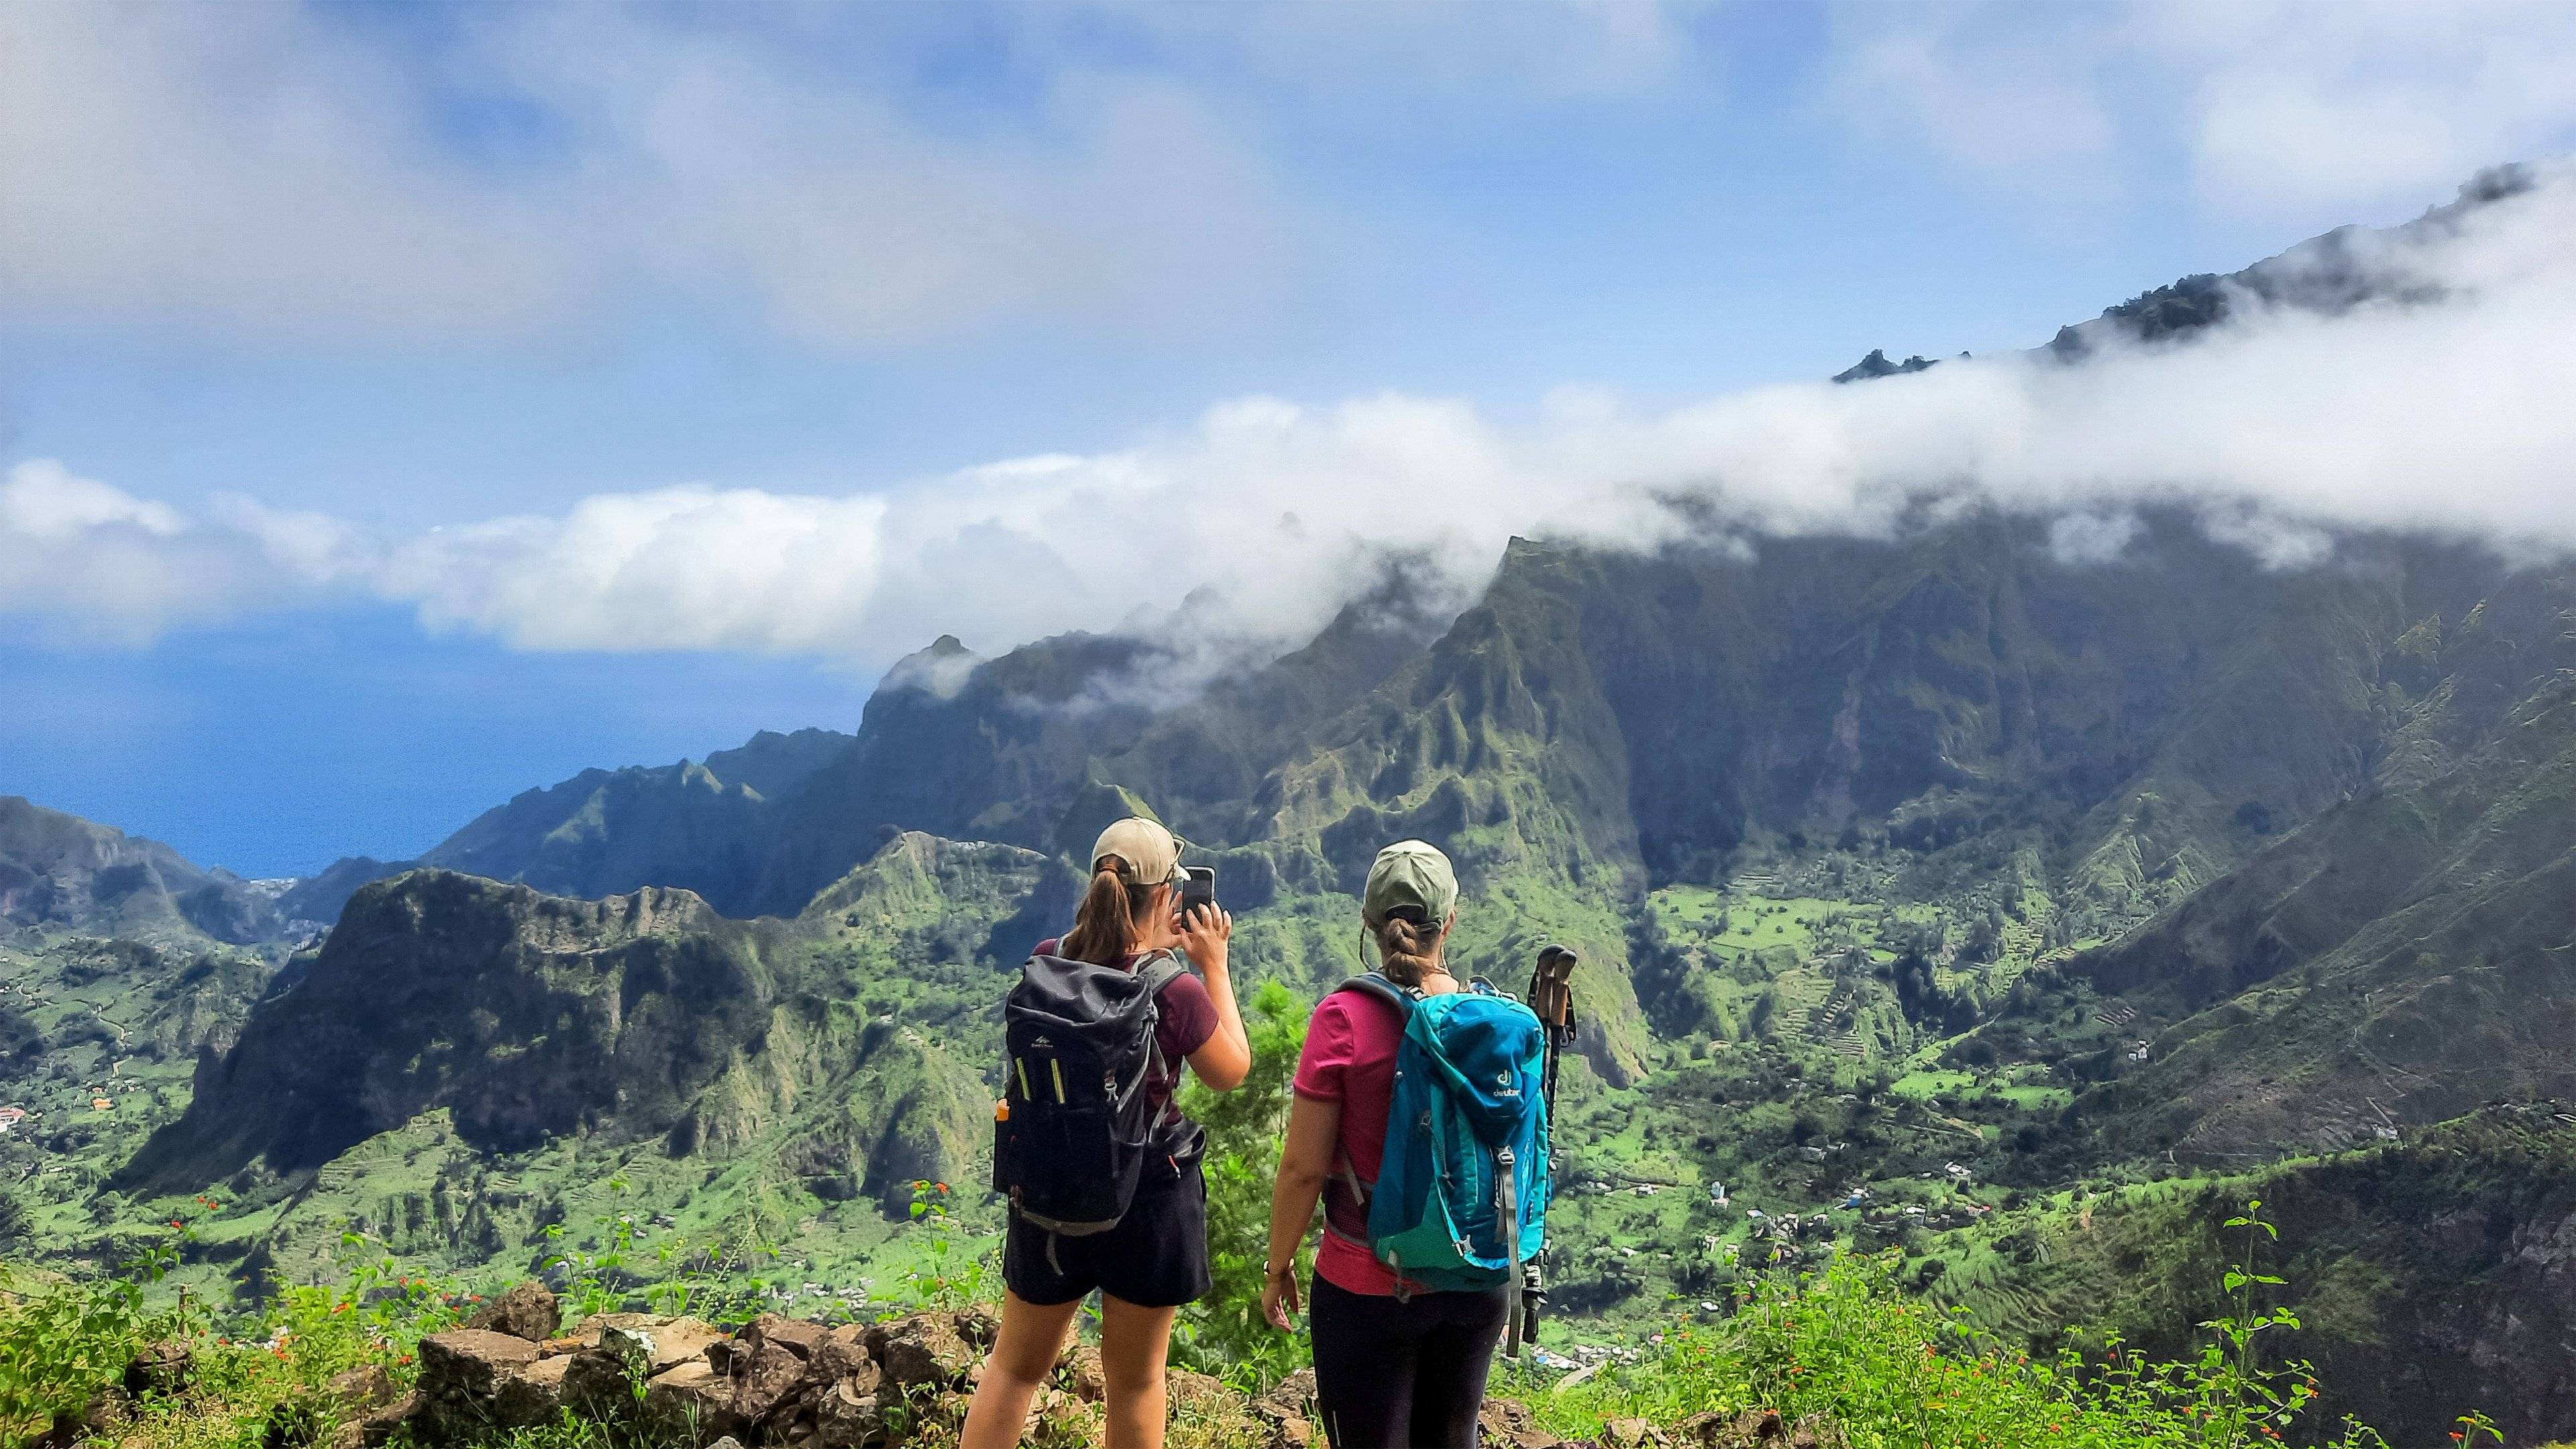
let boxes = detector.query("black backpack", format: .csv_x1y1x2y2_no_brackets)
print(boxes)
993,948,1194,1248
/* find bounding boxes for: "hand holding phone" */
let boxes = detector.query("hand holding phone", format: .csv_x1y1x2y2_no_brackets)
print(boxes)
1177,865,1218,923
1175,867,1229,969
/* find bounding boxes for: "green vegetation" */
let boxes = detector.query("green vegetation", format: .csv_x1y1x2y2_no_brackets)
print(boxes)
1178,981,1311,1388
2,1218,468,1449
1514,1226,2434,1449
9,508,2576,1438
4,1192,2468,1449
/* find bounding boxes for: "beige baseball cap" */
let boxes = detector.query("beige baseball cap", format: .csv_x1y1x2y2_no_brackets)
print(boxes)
1091,816,1187,888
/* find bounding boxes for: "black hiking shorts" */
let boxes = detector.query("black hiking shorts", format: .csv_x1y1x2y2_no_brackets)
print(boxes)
1004,1154,1211,1308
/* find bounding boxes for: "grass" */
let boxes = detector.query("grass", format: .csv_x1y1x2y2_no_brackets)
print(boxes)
1650,886,1900,959
9,1200,2443,1449
2,1221,467,1449
1503,1232,2436,1449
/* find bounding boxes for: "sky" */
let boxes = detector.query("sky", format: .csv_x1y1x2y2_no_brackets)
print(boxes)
5,0,2576,878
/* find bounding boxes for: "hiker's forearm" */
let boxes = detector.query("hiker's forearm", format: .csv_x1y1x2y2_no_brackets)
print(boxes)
1205,959,1250,1060
1266,1173,1324,1276
1267,1095,1339,1273
1185,957,1254,1090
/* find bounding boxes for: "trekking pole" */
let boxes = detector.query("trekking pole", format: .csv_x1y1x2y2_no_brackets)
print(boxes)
1509,944,1578,1358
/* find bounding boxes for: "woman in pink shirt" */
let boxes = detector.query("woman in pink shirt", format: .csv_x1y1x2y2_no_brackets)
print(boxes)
1260,840,1510,1448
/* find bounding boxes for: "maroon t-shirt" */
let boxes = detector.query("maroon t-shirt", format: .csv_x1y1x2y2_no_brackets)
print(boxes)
1034,938,1219,1124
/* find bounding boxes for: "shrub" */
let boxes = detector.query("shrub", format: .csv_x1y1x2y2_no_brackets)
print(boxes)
1507,1201,2403,1449
1177,980,1310,1389
0,1229,189,1441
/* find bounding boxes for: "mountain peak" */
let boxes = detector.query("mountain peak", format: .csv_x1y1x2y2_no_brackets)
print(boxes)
0,795,285,944
882,635,987,700
1833,347,1938,384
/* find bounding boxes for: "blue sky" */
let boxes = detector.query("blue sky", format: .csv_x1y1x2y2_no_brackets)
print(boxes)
6,1,2576,877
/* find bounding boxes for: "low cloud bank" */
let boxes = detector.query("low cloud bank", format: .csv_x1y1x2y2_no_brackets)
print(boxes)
7,164,2574,667
0,462,364,644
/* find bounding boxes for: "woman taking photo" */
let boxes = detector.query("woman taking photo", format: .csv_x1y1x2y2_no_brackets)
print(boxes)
1262,839,1511,1449
961,816,1250,1449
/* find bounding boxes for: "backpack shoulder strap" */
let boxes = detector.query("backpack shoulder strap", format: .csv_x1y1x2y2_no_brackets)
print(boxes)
1320,972,1418,1222
1134,949,1191,998
1103,950,1193,1118
1332,971,1422,1015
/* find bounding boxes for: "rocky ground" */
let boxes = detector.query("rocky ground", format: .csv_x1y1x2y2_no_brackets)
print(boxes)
58,1278,1846,1449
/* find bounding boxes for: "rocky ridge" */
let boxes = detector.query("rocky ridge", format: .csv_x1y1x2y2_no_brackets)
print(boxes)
0,796,292,945
318,1281,1842,1449
115,837,1039,1207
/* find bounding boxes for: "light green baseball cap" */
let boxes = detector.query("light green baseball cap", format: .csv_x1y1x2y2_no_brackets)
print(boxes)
1362,839,1458,927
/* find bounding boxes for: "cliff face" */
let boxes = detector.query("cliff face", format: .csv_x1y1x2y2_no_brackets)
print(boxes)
2046,574,2576,1159
0,796,284,944
116,834,1046,1212
1960,1109,2576,1447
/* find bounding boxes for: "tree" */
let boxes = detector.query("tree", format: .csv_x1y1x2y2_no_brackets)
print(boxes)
1177,981,1311,1387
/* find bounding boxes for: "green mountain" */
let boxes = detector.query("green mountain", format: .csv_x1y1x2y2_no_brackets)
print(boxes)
1,796,288,945
129,834,1042,1197
2055,576,2576,1160
1,802,302,1248
10,170,2576,1435
102,833,1042,1283
286,727,859,921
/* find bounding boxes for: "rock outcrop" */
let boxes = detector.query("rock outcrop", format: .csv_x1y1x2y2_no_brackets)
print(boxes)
462,1280,564,1342
372,1287,1651,1449
393,1301,1038,1448
115,850,1014,1205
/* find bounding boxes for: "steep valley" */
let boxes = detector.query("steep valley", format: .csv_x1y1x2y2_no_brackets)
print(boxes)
9,179,2576,1442
8,508,2571,1438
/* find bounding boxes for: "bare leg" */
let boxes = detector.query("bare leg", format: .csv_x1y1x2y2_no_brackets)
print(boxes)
1097,1293,1179,1449
960,1291,1083,1449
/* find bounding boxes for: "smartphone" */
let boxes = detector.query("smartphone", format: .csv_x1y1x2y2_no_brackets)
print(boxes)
1177,866,1218,924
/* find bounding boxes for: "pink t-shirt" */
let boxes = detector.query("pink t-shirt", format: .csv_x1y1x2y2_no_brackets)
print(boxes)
1291,987,1407,1295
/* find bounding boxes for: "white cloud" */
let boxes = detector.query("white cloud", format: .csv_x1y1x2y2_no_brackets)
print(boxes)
1825,0,2576,216
11,0,2570,356
0,461,183,542
1825,7,2121,199
2153,0,2576,212
2045,509,2144,567
379,488,890,655
0,3,574,343
0,1,1296,345
0,462,365,642
7,164,2576,669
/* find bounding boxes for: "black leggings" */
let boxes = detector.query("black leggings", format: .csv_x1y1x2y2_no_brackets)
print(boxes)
1309,1272,1510,1448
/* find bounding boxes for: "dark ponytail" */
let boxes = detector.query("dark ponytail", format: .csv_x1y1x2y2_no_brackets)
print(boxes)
1062,860,1157,965
1375,912,1443,987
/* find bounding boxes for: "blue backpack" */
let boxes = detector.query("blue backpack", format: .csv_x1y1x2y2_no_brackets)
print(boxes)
1332,973,1552,1300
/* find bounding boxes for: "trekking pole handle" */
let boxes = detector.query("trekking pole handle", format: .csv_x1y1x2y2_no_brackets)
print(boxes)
1529,945,1577,1032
